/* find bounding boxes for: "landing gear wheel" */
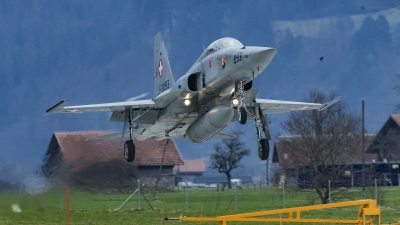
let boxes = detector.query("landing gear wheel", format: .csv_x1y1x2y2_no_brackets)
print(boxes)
124,140,135,162
258,138,269,160
238,106,247,125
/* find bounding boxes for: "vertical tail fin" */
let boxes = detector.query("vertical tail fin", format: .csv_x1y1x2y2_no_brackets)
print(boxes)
154,32,175,98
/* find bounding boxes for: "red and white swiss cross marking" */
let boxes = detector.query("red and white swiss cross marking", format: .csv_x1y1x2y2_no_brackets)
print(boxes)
158,59,163,77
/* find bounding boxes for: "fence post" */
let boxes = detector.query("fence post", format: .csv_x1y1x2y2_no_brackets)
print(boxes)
138,180,141,210
234,182,237,210
328,180,331,203
375,178,378,201
282,180,285,208
185,180,188,212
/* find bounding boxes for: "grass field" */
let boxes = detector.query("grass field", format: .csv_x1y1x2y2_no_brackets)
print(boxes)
1,186,400,225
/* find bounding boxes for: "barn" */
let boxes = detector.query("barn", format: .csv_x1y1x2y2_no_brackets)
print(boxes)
42,131,183,190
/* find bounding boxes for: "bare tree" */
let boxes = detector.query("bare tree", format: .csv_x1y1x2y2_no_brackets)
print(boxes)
210,132,250,190
281,91,361,204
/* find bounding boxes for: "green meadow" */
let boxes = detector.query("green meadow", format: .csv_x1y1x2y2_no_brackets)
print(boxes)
1,187,399,225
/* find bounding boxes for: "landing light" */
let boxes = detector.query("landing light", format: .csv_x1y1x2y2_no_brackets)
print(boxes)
184,99,191,106
232,98,239,106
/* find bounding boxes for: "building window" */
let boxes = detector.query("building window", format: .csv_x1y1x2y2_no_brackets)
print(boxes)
344,170,351,177
392,164,399,169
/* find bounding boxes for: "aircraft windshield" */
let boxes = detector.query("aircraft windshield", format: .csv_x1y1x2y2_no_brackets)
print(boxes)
204,38,244,55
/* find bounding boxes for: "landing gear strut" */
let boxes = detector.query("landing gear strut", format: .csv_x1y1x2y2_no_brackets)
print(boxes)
255,106,271,161
124,109,135,162
236,81,247,125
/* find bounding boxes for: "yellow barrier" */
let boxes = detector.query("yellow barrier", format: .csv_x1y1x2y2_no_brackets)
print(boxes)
167,199,381,225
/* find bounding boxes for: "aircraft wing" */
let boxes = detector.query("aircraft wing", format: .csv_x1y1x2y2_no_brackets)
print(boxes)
255,96,343,114
46,99,157,113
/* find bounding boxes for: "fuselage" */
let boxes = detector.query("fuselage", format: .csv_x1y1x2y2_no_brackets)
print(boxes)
140,37,276,142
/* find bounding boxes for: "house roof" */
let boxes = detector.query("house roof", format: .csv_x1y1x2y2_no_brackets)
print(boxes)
366,114,400,160
174,159,206,173
49,131,183,171
273,135,377,169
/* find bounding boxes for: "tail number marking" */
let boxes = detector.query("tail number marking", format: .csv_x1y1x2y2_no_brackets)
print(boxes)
234,53,242,64
159,80,170,94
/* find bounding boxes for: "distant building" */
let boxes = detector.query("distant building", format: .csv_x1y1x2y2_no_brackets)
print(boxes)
42,131,183,190
367,114,400,185
273,135,377,188
174,159,206,183
194,176,253,185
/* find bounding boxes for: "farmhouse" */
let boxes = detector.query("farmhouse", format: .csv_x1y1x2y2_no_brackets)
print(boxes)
366,114,400,185
174,159,206,183
42,131,183,190
273,135,377,188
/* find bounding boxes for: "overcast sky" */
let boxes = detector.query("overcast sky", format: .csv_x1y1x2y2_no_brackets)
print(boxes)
0,0,399,182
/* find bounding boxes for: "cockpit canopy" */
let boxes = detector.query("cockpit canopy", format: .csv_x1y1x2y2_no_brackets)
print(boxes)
204,37,244,55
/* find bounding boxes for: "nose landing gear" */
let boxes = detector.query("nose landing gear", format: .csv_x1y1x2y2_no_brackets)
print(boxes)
238,106,247,124
236,81,247,125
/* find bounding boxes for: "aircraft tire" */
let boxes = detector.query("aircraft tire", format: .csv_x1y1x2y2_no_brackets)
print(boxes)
258,138,269,160
238,106,247,124
124,140,135,162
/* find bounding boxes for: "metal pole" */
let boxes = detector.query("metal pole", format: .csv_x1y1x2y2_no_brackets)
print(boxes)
234,182,237,210
282,180,285,208
362,99,366,191
65,185,70,225
185,180,188,212
138,180,141,210
328,180,331,203
375,178,378,201
266,159,269,187
118,189,139,210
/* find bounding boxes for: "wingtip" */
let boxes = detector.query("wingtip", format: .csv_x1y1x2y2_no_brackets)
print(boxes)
318,96,343,111
46,100,67,113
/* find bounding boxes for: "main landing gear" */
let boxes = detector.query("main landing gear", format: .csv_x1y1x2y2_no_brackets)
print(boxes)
124,109,135,162
234,81,270,160
255,106,271,161
124,140,135,162
235,81,247,125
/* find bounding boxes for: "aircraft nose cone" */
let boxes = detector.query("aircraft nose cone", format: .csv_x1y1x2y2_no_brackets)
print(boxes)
250,47,277,63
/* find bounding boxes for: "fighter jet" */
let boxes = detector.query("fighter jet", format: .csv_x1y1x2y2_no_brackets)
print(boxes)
47,32,342,162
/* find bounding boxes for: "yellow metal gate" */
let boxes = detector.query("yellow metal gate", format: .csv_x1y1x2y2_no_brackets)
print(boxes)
167,199,381,225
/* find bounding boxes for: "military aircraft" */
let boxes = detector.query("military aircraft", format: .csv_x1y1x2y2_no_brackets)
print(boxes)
47,32,342,162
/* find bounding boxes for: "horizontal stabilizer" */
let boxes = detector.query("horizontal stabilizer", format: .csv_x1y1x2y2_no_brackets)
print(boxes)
154,89,183,108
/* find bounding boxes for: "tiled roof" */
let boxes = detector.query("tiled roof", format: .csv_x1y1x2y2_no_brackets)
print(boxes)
273,136,377,169
366,114,400,159
174,159,206,173
52,131,183,171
